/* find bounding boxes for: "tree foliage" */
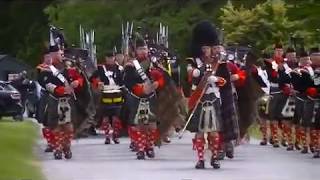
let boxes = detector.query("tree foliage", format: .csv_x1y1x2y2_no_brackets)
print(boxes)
0,0,52,65
0,0,319,66
44,0,229,60
220,0,312,53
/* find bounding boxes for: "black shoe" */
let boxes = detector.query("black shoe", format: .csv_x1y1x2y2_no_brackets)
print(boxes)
295,142,301,150
195,160,205,169
286,145,294,151
210,157,221,169
273,143,280,148
54,150,63,160
281,140,288,147
145,148,155,158
310,146,315,153
225,142,234,159
269,138,274,145
313,151,320,158
104,137,111,144
129,142,137,152
260,138,267,146
44,145,54,153
113,137,120,144
226,151,234,159
301,147,308,154
218,151,225,160
137,151,145,160
64,151,72,159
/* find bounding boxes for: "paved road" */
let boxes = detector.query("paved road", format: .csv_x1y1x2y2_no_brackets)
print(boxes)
38,131,320,180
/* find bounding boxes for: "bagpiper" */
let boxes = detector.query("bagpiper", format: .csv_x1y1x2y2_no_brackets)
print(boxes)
280,46,298,151
90,51,124,144
213,45,247,160
38,39,84,159
290,49,314,153
36,50,55,153
123,35,165,160
263,43,292,148
309,47,320,158
186,21,228,169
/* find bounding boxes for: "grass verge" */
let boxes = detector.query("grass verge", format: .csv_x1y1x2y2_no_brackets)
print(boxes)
0,118,44,180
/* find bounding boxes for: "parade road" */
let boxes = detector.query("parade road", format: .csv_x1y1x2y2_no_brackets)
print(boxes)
38,131,320,180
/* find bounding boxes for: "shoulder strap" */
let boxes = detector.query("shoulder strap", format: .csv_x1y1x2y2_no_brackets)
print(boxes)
102,64,116,85
49,65,66,83
132,59,151,84
283,63,292,74
195,58,203,68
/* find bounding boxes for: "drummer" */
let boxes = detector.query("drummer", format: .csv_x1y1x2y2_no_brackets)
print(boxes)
90,51,124,144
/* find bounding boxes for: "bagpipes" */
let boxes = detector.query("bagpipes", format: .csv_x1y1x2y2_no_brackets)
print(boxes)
156,23,169,49
178,52,226,139
63,48,97,137
152,23,182,89
79,25,97,70
51,24,97,137
121,21,134,56
126,23,186,139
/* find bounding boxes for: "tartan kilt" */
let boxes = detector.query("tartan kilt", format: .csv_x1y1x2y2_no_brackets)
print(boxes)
301,97,314,127
36,90,49,126
280,96,295,120
124,91,157,126
46,95,76,129
186,93,222,133
293,95,305,125
301,97,320,128
314,100,320,129
268,93,288,121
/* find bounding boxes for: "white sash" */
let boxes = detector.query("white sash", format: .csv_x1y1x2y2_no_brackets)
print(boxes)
132,60,151,83
49,65,66,83
283,63,292,74
102,65,116,86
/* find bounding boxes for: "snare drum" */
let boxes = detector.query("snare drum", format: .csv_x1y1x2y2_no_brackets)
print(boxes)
101,85,123,104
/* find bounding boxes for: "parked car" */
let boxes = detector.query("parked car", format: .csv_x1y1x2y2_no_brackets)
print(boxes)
0,81,23,120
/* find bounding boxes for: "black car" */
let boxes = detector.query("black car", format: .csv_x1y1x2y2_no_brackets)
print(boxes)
0,81,23,120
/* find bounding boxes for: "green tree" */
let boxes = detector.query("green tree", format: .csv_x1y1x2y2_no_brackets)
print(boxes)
220,0,310,52
0,0,52,65
44,0,229,60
